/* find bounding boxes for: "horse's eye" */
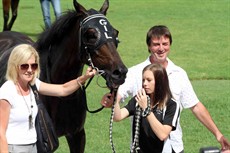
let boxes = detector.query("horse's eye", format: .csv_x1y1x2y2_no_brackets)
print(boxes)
114,38,119,48
113,29,119,47
84,28,99,44
114,29,119,37
116,37,120,44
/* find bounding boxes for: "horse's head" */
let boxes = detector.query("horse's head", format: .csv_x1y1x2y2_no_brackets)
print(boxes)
74,0,127,89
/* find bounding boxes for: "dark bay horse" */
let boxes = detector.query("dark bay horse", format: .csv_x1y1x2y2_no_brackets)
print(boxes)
0,0,127,152
2,0,20,31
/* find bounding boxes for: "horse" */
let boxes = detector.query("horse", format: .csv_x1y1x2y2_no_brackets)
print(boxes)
2,0,20,31
0,0,128,152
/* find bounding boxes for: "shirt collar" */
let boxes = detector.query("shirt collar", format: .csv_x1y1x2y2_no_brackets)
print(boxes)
146,56,178,76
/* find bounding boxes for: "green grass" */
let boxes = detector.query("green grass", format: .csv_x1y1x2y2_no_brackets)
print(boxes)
0,0,229,152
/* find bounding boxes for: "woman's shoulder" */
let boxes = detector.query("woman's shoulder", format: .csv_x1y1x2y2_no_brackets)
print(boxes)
1,80,15,89
166,98,180,114
0,80,17,102
167,98,179,108
35,78,41,90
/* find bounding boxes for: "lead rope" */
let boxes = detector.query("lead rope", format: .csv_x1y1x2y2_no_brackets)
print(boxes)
131,95,151,153
109,88,117,153
131,105,141,153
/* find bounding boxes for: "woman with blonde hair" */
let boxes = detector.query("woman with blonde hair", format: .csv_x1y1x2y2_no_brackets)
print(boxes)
0,44,96,153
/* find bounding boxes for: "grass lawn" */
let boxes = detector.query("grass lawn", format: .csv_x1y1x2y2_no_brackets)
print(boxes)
0,0,229,152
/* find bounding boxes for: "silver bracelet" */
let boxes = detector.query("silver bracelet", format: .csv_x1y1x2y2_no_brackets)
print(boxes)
76,78,83,90
142,106,151,117
142,96,151,117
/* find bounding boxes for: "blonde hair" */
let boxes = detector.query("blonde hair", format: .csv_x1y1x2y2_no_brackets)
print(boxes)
6,44,40,85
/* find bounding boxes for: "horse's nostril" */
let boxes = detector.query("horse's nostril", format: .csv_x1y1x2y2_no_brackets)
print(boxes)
112,68,127,78
111,67,127,84
113,69,121,76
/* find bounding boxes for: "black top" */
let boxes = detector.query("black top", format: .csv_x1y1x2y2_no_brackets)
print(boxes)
125,97,180,153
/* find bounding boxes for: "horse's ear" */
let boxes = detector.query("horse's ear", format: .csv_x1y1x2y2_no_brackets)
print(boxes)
73,0,88,14
99,0,109,15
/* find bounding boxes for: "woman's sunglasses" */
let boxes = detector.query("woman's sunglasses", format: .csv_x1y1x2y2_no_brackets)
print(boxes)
19,63,38,71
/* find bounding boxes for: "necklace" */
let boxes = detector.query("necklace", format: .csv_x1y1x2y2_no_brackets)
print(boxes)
18,84,34,129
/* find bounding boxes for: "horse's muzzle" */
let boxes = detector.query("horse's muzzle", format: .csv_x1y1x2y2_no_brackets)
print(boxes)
105,66,128,89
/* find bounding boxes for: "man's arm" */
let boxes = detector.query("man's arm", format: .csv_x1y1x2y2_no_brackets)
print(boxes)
191,102,230,151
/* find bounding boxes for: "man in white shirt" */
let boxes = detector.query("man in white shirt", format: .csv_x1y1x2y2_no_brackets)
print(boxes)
102,25,230,153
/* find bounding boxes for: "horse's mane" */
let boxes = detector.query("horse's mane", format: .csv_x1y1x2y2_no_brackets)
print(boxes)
35,10,84,52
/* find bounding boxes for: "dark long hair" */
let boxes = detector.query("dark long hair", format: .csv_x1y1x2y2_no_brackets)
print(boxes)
142,63,172,109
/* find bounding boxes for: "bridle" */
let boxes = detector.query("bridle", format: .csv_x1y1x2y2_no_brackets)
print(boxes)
78,11,119,110
79,11,120,152
79,10,119,87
